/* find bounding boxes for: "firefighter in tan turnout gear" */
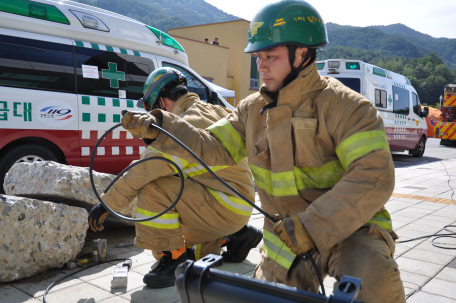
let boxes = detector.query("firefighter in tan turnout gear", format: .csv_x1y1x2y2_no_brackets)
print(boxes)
120,0,406,301
88,67,262,288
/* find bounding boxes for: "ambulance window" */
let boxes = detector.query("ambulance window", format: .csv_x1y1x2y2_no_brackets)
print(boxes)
125,61,153,99
334,77,361,93
162,62,209,102
375,89,387,108
75,47,128,98
392,86,410,115
0,37,74,93
412,92,421,116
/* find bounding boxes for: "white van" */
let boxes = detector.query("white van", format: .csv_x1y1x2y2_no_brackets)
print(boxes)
0,0,232,192
317,59,429,157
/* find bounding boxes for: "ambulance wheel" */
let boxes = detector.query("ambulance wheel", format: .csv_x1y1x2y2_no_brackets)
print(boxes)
0,144,59,194
410,137,425,157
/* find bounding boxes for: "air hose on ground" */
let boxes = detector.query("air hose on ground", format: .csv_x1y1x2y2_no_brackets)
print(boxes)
43,122,327,303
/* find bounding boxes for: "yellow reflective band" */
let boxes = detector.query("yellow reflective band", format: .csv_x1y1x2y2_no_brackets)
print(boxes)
194,244,202,261
207,118,247,164
183,162,229,178
136,207,180,229
294,160,345,190
336,130,390,170
207,188,253,216
367,209,393,230
249,163,298,197
263,229,296,269
147,146,188,175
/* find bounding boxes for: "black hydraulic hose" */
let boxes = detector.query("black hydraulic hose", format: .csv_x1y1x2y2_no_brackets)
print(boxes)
89,123,185,222
42,258,131,303
88,123,325,296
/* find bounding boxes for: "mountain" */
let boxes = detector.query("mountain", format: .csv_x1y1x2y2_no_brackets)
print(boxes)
75,0,240,32
324,22,456,70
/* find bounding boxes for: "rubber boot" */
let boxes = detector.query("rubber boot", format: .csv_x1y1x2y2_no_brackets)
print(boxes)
222,224,263,263
143,249,194,288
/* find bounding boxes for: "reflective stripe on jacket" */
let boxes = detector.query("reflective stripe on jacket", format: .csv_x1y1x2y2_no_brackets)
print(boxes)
150,63,396,275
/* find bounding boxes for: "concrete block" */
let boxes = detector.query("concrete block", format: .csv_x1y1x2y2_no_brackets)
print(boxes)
396,257,442,277
401,223,443,234
110,251,154,268
0,285,39,303
120,285,179,303
38,282,112,303
218,262,256,275
436,267,456,283
88,270,145,294
407,291,456,303
422,215,456,224
422,278,456,299
396,228,430,239
400,270,429,287
402,248,455,266
415,241,456,256
73,262,117,282
12,269,82,297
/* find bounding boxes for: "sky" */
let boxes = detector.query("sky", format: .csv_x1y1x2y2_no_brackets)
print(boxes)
205,0,456,39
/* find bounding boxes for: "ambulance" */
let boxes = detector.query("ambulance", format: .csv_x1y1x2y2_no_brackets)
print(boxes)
0,0,232,192
317,59,429,156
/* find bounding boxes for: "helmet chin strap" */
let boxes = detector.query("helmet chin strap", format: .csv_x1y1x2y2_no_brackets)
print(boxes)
282,45,316,88
259,45,317,116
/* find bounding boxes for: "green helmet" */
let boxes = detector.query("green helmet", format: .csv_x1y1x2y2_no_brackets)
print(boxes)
244,0,328,53
137,67,187,111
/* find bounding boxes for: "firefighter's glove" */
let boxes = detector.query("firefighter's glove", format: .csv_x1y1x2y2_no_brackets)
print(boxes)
121,110,159,139
273,214,315,255
88,203,110,232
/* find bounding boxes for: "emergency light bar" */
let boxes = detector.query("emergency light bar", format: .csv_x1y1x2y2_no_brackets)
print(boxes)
0,0,69,24
70,10,109,32
328,61,340,69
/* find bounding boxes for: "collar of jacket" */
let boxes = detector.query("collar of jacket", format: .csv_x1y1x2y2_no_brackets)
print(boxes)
259,62,327,113
171,93,200,116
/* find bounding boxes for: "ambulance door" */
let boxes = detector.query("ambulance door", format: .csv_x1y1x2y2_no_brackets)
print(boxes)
392,85,412,149
371,81,397,149
0,32,79,169
74,42,155,174
410,92,426,148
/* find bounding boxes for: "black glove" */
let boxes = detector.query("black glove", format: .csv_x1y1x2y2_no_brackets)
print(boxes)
88,203,110,232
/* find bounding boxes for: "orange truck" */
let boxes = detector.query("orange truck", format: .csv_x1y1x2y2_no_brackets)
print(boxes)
435,84,456,145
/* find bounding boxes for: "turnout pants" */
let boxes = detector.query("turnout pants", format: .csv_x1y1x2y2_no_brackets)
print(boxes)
134,176,249,259
254,224,406,303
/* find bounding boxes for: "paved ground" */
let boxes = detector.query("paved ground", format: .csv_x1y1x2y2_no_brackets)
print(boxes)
1,138,456,303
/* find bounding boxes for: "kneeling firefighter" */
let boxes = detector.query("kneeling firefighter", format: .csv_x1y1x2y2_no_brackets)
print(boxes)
88,67,262,288
120,0,407,301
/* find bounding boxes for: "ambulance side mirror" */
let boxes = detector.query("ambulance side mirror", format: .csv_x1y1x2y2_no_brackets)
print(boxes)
421,107,429,118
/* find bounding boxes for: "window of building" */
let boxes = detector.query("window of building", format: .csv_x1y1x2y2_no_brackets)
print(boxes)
0,35,75,93
250,56,259,89
375,89,387,108
334,77,361,93
412,92,421,116
162,62,209,102
393,86,410,115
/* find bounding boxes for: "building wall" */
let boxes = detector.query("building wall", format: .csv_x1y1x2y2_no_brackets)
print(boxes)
171,35,229,88
169,20,258,105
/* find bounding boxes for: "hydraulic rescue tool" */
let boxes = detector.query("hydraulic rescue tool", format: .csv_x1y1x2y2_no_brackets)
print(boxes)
43,122,365,303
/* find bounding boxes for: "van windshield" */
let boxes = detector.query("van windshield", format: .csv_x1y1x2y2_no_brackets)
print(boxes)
334,77,361,93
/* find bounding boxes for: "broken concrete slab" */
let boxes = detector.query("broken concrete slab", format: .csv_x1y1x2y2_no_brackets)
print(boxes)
0,195,88,282
3,161,136,224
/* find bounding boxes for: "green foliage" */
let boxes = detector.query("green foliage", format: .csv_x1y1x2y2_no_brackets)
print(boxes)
75,0,239,32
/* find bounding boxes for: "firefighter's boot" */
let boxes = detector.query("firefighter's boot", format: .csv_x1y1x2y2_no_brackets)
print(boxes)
143,248,194,288
222,224,263,263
